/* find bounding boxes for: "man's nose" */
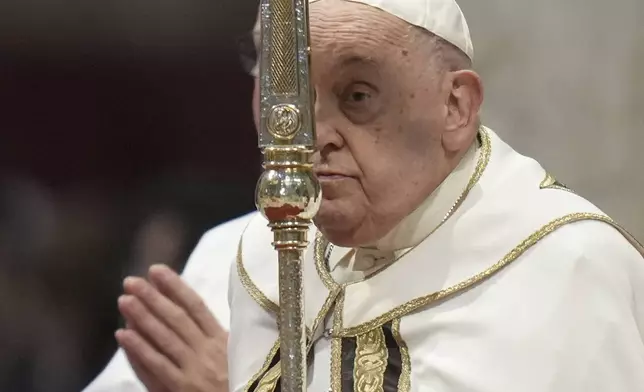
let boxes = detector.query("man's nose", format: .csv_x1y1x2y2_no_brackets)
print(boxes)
314,100,344,156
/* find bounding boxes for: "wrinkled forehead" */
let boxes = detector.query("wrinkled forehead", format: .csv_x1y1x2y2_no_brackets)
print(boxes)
253,0,473,59
254,2,413,53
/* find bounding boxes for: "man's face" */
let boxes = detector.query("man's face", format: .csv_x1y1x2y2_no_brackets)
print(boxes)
252,1,455,247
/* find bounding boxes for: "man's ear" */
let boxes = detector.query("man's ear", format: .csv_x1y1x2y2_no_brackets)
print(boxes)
442,70,483,152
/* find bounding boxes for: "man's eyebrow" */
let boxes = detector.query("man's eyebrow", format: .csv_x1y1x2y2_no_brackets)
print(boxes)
338,55,379,67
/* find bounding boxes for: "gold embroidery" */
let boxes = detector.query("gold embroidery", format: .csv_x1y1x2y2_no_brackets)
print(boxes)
330,292,345,392
539,172,575,193
238,230,339,389
244,288,340,390
244,338,280,392
315,231,342,291
238,227,338,338
333,213,619,337
354,328,388,392
236,236,280,316
255,363,282,392
469,128,492,190
391,319,411,392
309,288,343,343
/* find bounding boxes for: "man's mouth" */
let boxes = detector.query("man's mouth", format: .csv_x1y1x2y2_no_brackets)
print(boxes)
318,174,348,180
315,171,352,181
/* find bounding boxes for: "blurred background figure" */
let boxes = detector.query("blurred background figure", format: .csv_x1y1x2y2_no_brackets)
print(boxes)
0,0,642,391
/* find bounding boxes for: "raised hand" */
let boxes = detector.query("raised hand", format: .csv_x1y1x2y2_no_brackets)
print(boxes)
116,265,228,392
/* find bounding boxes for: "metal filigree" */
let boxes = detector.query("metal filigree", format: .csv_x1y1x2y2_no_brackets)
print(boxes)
267,104,302,140
256,0,320,391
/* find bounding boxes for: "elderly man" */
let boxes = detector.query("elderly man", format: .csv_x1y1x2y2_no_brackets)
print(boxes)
229,0,644,391
84,0,644,391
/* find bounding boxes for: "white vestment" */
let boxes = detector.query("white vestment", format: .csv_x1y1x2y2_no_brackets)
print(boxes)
82,211,257,392
228,127,644,392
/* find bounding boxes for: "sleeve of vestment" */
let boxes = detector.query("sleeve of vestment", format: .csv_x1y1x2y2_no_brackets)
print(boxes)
528,219,644,391
227,250,280,392
82,217,244,392
81,349,144,392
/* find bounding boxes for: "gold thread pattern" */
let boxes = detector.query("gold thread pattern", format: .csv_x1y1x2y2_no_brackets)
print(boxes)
244,338,280,392
268,0,298,95
308,288,343,346
237,230,337,340
330,292,345,392
391,319,411,392
237,234,341,389
255,363,282,392
333,213,620,337
236,236,280,316
468,128,492,190
354,328,388,392
315,230,342,291
539,172,575,193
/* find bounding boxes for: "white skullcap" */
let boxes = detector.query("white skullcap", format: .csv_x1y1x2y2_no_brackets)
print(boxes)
250,0,473,74
309,0,473,59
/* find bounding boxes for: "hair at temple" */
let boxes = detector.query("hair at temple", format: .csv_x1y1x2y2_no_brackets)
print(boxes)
415,27,472,72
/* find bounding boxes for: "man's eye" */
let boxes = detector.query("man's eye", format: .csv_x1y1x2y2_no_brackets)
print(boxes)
348,91,370,103
343,84,375,105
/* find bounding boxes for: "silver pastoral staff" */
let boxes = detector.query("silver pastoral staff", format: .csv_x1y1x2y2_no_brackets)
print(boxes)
255,0,321,391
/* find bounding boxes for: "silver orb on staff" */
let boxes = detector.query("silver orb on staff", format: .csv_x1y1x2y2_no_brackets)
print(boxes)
254,0,321,391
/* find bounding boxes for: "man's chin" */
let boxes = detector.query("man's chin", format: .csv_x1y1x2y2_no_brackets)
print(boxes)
313,203,359,246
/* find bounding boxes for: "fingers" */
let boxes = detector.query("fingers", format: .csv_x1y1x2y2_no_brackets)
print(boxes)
122,346,169,392
148,264,224,337
116,328,184,391
118,295,191,366
123,276,204,348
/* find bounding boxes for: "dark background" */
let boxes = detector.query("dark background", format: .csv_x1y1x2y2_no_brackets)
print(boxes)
0,1,260,390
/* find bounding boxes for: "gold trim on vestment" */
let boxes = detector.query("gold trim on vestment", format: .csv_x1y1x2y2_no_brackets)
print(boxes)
469,128,492,190
239,231,341,390
539,172,575,193
391,319,411,392
539,172,644,251
244,338,281,392
330,212,619,337
255,363,281,392
330,291,345,392
243,208,643,390
354,327,388,392
236,236,280,316
245,286,341,390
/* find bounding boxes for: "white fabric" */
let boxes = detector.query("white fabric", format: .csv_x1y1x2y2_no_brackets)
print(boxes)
228,128,644,391
309,0,474,59
82,211,258,392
